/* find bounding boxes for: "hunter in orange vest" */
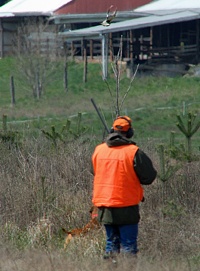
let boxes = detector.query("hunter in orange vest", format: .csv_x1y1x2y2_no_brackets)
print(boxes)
92,116,157,260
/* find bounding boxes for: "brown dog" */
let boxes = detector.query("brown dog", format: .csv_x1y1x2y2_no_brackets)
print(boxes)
62,206,100,249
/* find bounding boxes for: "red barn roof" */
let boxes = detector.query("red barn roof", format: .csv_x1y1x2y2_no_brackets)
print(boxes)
55,0,152,14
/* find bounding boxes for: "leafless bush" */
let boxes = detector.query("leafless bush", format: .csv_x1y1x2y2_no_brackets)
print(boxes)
0,135,93,230
139,156,200,261
12,18,63,99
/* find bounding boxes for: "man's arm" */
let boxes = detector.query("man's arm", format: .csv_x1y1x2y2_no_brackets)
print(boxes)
134,149,157,185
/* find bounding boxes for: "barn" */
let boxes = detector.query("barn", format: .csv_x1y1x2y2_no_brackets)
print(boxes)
0,0,151,57
1,0,200,78
57,0,200,77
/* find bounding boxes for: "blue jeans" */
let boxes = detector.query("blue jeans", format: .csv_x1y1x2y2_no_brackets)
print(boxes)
104,224,138,254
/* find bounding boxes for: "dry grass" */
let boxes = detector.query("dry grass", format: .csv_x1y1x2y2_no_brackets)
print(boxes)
0,135,200,270
0,244,198,271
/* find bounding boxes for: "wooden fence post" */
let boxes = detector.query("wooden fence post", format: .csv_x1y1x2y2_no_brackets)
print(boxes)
63,42,68,92
2,114,7,132
83,40,87,83
10,75,16,106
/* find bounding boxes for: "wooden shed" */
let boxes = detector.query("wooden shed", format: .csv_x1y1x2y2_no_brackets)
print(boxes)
58,1,200,77
0,0,152,57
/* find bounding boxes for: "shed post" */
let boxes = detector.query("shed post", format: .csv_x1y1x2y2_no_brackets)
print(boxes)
109,32,113,61
196,19,200,63
90,39,93,59
150,27,153,58
83,39,88,83
0,19,3,58
101,34,108,80
130,30,133,60
71,41,75,60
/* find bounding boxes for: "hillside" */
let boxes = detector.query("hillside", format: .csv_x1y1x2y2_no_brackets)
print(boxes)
0,57,200,143
0,57,200,270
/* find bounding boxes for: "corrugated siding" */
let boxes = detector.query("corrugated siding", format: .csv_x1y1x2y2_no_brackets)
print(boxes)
55,0,152,14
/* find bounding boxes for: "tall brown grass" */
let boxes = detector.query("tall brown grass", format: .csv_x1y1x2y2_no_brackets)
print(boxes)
0,135,199,270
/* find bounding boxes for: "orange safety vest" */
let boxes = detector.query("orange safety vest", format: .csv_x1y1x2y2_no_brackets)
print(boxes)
92,143,144,207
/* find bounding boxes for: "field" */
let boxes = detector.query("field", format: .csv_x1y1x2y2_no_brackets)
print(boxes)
0,57,200,270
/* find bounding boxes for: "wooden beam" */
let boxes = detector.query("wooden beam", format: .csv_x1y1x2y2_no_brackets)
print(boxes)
150,27,153,58
83,40,87,83
109,32,113,61
130,30,133,60
196,19,200,63
90,39,93,59
71,41,75,60
126,31,129,59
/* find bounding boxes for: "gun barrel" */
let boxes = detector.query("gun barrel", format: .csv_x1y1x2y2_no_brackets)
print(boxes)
91,98,110,133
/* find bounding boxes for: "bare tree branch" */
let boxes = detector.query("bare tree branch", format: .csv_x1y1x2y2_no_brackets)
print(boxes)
103,35,139,120
119,64,140,112
12,18,63,99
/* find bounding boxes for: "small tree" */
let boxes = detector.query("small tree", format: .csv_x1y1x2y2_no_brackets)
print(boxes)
103,35,139,118
176,112,200,161
12,18,63,99
41,113,87,148
157,144,179,182
91,35,140,137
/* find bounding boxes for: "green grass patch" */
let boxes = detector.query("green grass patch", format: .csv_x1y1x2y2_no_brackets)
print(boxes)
0,56,200,145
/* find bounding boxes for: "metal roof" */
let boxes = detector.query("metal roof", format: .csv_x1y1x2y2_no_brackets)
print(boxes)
0,0,72,16
135,0,200,12
59,10,200,40
51,11,143,24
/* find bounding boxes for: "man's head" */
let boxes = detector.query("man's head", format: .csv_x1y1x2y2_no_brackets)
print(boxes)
111,116,134,138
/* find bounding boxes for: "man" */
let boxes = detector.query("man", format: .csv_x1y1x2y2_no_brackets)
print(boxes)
92,116,157,259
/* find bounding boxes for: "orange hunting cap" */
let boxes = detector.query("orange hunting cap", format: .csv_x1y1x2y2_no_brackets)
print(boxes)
112,116,132,132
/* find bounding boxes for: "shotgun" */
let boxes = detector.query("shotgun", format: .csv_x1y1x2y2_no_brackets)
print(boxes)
91,98,110,133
